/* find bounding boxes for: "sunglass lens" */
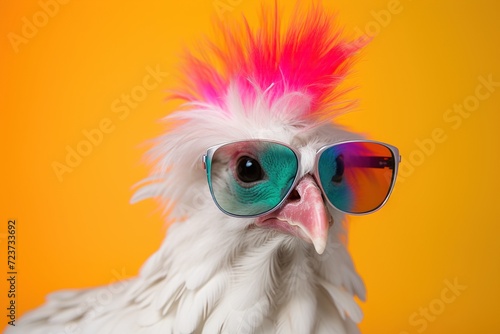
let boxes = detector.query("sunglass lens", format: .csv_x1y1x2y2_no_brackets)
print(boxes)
208,141,298,216
318,142,396,214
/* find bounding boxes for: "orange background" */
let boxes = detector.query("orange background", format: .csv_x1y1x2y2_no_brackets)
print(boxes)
2,0,500,333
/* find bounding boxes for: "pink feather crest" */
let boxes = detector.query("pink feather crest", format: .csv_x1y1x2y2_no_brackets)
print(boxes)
174,2,364,120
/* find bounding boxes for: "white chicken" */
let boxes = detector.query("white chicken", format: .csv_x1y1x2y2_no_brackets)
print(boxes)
8,3,400,334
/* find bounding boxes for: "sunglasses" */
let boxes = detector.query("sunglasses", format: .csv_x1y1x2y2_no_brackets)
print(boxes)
202,140,400,217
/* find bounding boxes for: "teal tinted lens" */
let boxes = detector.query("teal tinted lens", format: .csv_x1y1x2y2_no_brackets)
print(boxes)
208,141,298,216
318,142,396,214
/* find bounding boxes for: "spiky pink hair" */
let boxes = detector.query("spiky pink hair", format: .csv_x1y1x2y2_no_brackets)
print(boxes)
174,3,363,120
132,3,366,217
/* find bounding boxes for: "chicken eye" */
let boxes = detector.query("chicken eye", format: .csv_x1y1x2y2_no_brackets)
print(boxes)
236,156,264,183
332,155,344,184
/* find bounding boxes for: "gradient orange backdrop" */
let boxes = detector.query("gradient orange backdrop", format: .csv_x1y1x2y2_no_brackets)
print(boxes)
2,0,500,333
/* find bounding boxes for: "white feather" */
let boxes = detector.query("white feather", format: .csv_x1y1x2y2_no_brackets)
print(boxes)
276,245,317,334
178,271,228,333
152,274,184,312
314,288,356,334
10,85,368,334
319,278,363,323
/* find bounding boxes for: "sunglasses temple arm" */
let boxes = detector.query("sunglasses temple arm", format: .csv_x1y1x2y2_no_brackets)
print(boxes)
350,156,396,170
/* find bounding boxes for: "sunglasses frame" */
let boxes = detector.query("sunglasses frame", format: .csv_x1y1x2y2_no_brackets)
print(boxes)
202,139,401,218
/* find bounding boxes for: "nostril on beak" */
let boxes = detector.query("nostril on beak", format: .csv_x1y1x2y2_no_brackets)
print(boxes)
288,189,301,201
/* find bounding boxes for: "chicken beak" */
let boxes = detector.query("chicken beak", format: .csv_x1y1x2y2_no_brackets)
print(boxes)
256,175,330,254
